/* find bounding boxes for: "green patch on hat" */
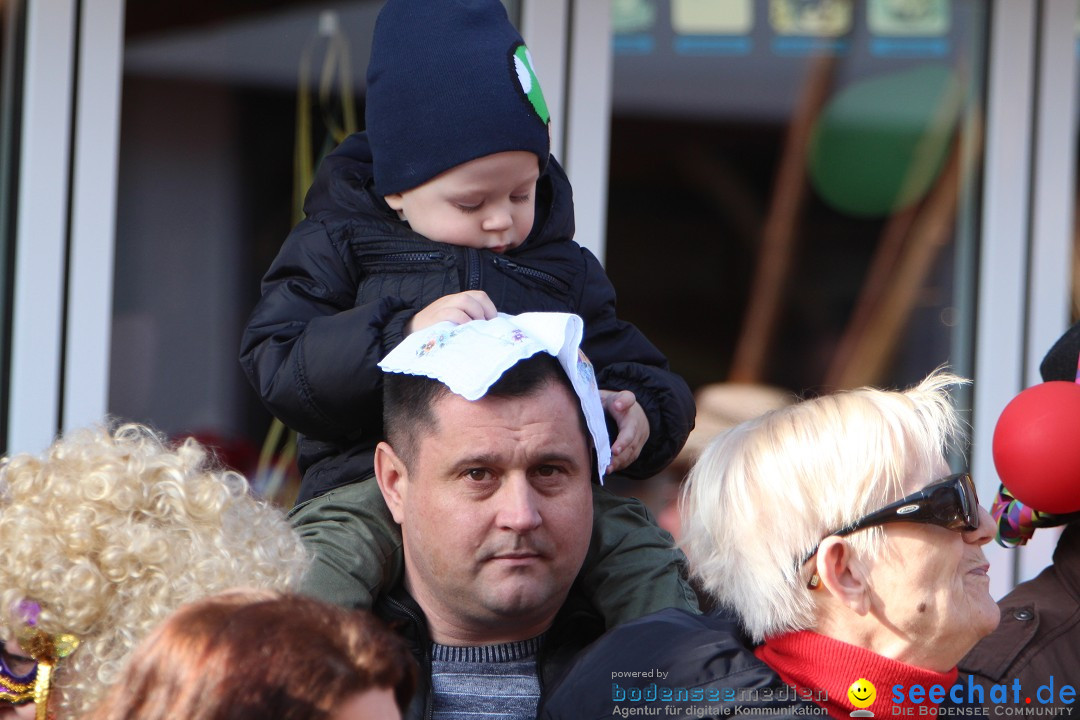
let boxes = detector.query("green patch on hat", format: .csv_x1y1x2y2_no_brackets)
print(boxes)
513,44,550,125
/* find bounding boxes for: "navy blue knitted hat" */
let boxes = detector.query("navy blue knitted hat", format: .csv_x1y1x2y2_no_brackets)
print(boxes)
365,0,551,196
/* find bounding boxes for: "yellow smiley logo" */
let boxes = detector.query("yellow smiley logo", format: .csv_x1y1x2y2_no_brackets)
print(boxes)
847,678,876,709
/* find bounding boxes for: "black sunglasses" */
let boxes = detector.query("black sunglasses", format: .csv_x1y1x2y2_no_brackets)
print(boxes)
802,472,980,570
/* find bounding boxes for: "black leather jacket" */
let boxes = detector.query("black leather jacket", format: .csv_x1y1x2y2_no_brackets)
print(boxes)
375,585,605,720
240,132,695,503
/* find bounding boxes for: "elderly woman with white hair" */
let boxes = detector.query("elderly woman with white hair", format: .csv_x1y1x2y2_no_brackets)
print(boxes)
541,370,998,720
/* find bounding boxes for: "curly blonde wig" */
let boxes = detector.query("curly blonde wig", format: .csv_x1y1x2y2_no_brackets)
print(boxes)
0,423,309,718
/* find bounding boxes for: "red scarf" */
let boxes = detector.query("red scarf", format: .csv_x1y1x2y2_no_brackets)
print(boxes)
755,631,958,720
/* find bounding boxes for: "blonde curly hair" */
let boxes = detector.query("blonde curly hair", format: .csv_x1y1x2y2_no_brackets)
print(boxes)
0,423,309,718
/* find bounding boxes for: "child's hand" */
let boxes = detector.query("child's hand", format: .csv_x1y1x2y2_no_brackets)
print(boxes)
407,291,497,333
600,389,650,474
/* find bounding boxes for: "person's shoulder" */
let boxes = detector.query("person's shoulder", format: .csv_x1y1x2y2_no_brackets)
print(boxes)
540,609,797,720
582,606,730,641
616,606,733,636
553,608,767,688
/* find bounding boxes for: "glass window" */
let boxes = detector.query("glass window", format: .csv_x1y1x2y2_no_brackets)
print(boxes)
111,2,386,501
603,0,988,523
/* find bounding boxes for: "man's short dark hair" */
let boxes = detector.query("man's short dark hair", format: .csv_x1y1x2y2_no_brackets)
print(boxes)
383,353,589,468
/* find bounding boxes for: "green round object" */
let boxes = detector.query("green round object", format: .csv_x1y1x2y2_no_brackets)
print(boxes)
808,64,960,218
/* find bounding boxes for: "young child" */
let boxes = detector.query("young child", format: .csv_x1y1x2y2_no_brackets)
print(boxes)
240,0,698,620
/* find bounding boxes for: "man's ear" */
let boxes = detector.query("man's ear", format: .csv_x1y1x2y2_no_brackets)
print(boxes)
384,193,404,213
814,537,871,615
374,441,408,525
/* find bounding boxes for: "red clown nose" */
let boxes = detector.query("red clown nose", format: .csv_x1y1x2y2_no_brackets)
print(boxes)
992,381,1080,514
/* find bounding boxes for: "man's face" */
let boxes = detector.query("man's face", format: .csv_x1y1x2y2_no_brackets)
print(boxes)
383,150,539,255
377,381,593,644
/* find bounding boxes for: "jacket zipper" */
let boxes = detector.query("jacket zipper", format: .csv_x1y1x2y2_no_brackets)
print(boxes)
492,256,569,293
467,248,482,289
363,251,443,264
386,594,424,627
